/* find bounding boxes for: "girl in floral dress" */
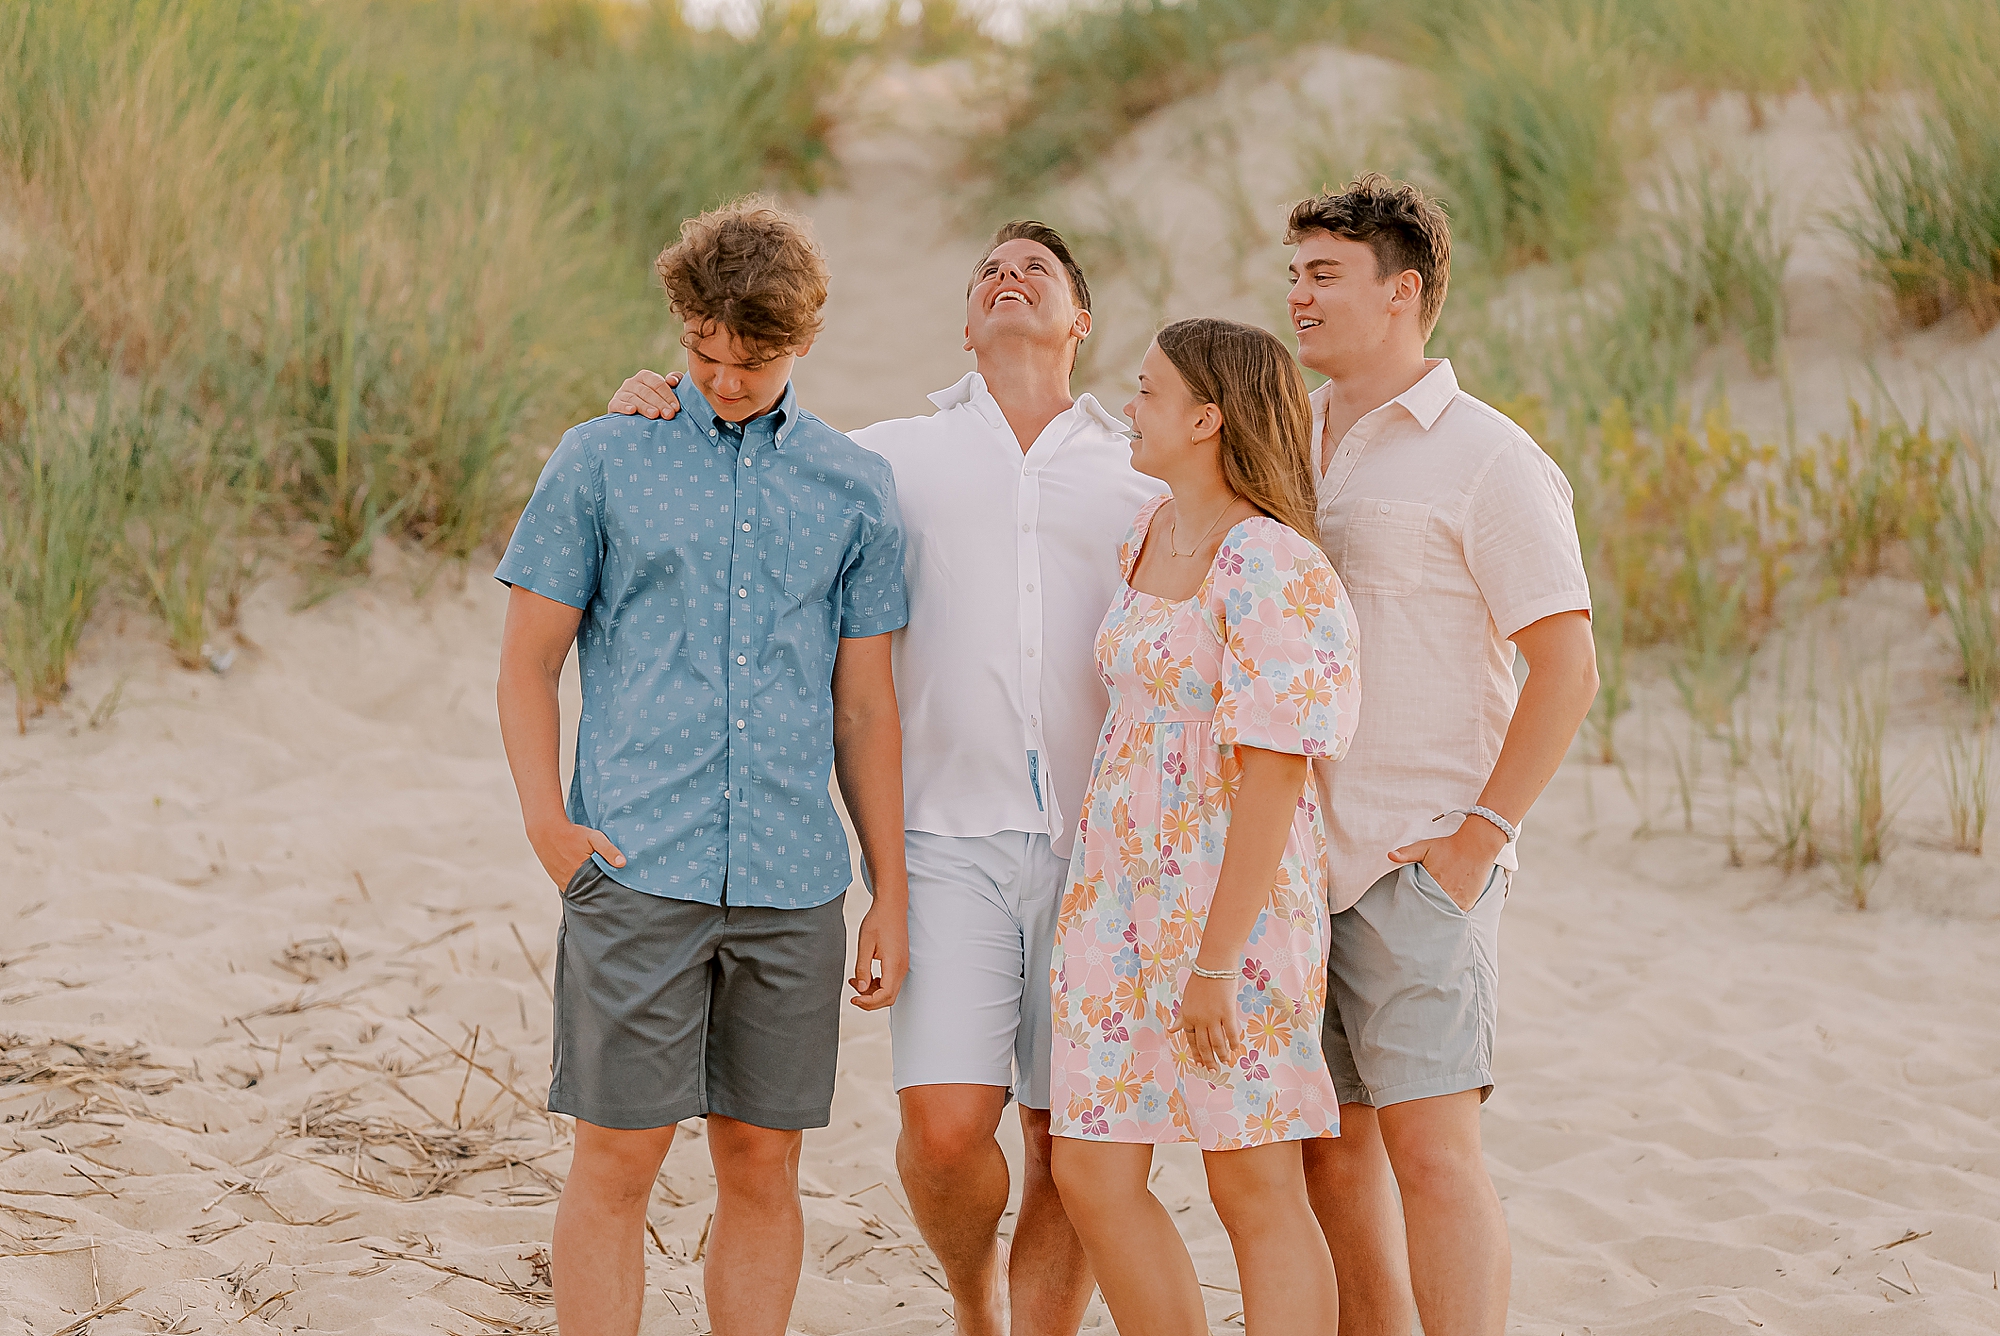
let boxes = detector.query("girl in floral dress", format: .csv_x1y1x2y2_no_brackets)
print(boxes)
1047,318,1359,1335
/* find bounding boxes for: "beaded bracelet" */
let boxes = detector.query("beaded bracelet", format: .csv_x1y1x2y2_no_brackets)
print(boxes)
1189,963,1237,981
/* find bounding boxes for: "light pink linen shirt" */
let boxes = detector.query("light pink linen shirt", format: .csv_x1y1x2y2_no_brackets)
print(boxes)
1310,359,1590,911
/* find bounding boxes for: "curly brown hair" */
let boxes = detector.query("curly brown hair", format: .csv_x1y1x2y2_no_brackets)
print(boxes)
1285,173,1452,335
655,196,829,364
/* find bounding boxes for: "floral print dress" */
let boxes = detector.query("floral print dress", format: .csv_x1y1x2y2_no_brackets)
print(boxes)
1050,497,1360,1150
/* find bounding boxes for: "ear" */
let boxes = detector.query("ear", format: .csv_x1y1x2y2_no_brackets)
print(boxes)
794,338,816,358
1072,309,1092,343
1189,401,1224,448
1390,269,1423,316
963,321,973,353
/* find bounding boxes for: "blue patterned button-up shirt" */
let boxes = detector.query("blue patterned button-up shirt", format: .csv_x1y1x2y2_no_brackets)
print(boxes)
495,377,908,908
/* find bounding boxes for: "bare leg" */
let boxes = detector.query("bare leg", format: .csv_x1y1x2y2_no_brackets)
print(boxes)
898,1085,1010,1336
553,1120,676,1336
1301,1104,1414,1336
1048,1138,1205,1336
1377,1091,1509,1336
1010,1107,1093,1336
1205,1140,1338,1336
704,1115,807,1336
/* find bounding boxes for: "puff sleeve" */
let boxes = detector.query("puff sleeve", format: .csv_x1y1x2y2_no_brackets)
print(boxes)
1208,520,1359,761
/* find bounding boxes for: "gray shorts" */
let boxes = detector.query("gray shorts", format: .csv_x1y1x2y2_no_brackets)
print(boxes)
1322,861,1508,1109
550,861,846,1131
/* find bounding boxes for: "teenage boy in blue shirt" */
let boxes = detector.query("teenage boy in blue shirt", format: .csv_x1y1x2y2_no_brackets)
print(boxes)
495,199,911,1336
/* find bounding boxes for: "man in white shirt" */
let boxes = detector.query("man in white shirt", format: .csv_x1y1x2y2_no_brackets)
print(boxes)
606,222,1159,1336
1284,175,1600,1336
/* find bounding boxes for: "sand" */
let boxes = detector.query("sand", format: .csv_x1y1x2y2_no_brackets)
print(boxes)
6,43,2000,1336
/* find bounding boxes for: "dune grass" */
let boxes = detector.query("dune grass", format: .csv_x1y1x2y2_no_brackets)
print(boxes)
1408,0,1638,273
0,0,867,716
969,0,1343,212
1843,0,2000,330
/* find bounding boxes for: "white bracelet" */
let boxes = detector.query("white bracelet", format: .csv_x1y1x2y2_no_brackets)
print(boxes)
1435,805,1518,843
1190,963,1237,981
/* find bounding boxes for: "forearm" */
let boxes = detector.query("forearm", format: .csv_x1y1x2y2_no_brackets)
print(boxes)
833,707,909,904
1477,629,1599,828
1195,747,1308,971
497,656,568,831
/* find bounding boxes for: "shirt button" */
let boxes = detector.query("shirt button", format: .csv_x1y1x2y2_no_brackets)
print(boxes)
735,719,746,730
1021,524,1030,533
737,588,747,598
742,522,752,532
737,654,747,664
1379,503,1390,514
710,429,718,437
742,457,752,467
1027,648,1036,658
1026,583,1035,592
722,787,730,798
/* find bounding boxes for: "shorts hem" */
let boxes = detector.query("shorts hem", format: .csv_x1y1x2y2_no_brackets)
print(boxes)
549,1091,705,1131
1365,1070,1494,1109
704,1099,833,1132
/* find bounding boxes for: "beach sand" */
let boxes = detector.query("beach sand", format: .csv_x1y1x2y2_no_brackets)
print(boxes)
5,43,2000,1336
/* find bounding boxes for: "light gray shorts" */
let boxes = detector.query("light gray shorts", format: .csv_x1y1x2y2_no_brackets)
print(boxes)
1322,861,1508,1109
550,861,847,1131
887,830,1066,1109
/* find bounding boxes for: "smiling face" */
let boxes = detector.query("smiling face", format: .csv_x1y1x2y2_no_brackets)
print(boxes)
1120,339,1220,484
683,323,808,424
963,238,1090,358
1286,230,1421,379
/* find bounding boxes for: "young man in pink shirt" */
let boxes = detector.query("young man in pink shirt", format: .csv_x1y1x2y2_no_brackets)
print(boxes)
1285,175,1600,1335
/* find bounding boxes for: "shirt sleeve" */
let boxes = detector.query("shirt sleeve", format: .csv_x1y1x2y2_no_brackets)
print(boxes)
1463,436,1592,639
837,463,910,639
493,427,602,610
1211,522,1361,761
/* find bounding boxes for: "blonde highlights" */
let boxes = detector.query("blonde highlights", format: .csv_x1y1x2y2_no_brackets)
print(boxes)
1154,318,1322,551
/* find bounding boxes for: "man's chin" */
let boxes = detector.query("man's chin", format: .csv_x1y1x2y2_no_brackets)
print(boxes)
1293,330,1341,377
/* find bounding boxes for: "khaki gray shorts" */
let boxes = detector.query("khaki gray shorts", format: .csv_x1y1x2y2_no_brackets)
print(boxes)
550,861,846,1131
1322,861,1508,1109
887,831,1065,1109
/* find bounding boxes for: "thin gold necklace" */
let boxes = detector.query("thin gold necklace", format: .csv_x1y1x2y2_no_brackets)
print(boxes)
1168,494,1236,558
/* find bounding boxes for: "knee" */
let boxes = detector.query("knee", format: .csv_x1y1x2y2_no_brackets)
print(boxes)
1047,1141,1132,1226
567,1124,676,1210
1380,1137,1484,1202
708,1120,801,1202
1303,1129,1387,1189
898,1098,999,1176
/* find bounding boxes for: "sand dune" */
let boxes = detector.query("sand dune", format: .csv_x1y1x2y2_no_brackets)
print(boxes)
6,42,2000,1336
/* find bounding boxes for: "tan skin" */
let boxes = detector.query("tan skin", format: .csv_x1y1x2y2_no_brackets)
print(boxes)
1286,229,1599,1336
498,327,911,1336
1045,340,1339,1336
605,240,1096,1336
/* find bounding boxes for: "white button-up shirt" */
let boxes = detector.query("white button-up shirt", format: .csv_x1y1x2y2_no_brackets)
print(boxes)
854,373,1161,858
1309,359,1591,910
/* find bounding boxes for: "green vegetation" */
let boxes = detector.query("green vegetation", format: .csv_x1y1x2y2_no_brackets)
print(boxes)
0,0,865,725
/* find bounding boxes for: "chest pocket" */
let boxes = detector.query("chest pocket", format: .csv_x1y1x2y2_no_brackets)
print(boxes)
768,500,844,607
1341,498,1430,597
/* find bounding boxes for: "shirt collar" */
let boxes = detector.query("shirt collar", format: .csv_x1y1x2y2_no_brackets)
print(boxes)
676,373,799,446
1310,358,1460,462
926,371,1124,440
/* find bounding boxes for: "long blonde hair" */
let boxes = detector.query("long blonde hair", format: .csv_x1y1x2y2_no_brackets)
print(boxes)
1154,317,1322,551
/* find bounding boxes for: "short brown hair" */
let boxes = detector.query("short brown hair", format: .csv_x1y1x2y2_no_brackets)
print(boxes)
969,220,1091,313
1285,173,1451,335
656,196,829,364
1154,318,1321,554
